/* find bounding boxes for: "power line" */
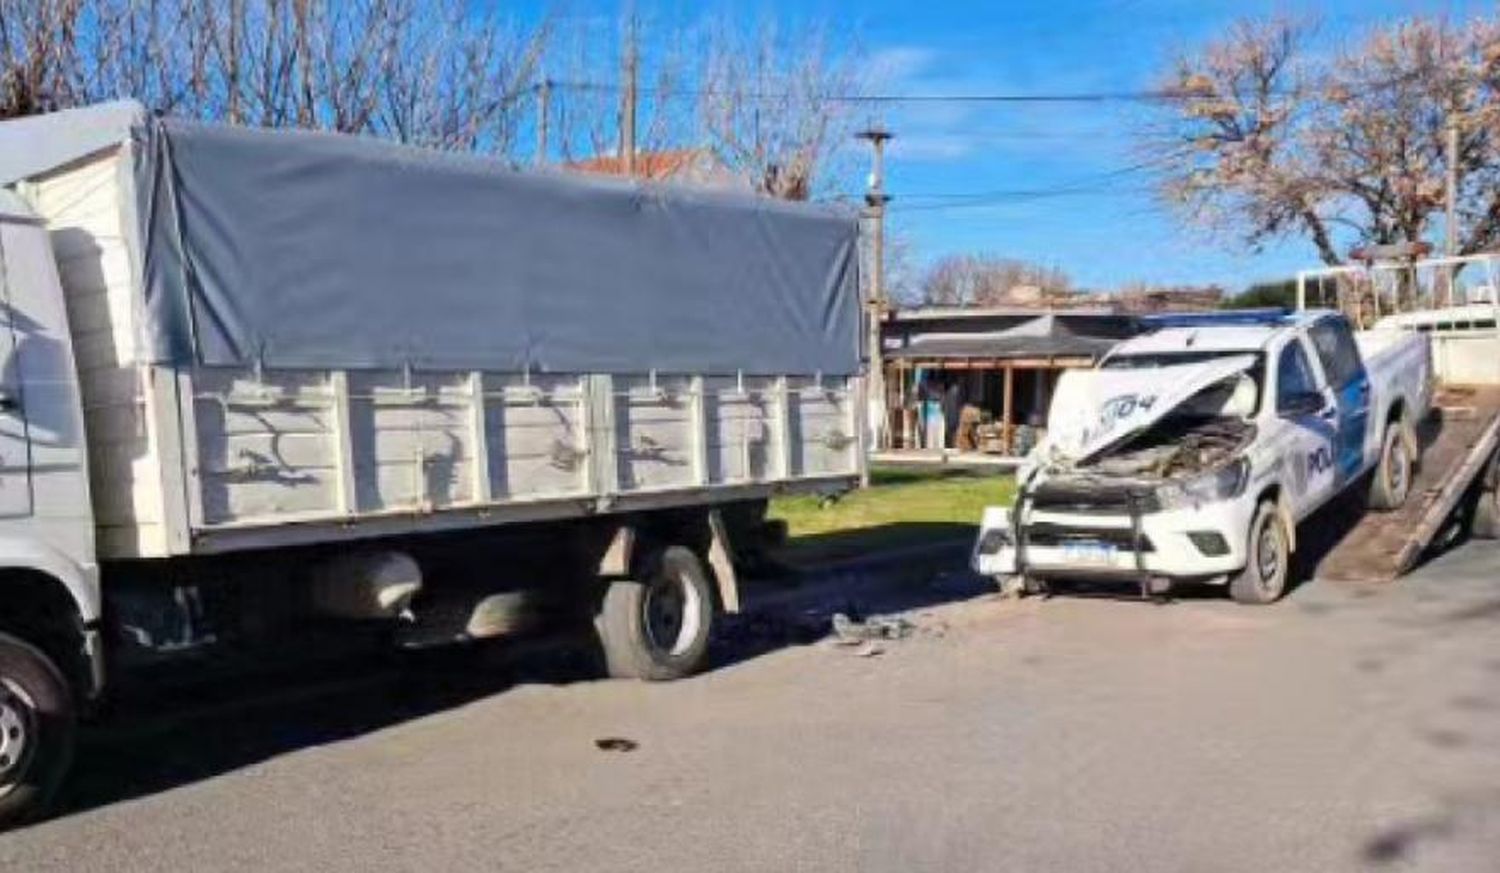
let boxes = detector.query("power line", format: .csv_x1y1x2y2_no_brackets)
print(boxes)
890,186,1157,213
877,151,1187,212
894,155,1175,200
543,68,1431,106
546,78,1230,105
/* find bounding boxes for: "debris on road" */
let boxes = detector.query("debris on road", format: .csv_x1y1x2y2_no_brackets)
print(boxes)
594,737,639,752
831,612,915,645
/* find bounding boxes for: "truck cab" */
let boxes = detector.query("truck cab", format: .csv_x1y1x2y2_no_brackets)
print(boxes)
0,191,101,822
973,310,1432,603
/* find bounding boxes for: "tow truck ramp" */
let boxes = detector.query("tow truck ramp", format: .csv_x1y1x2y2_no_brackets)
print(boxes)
1313,386,1500,583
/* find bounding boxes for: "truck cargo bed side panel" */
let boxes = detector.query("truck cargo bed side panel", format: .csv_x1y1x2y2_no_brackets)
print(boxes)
19,141,864,558
183,366,858,544
787,375,859,477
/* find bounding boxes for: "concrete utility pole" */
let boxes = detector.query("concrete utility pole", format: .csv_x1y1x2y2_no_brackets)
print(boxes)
535,77,551,167
621,19,638,177
856,126,893,451
1443,113,1462,309
1445,117,1460,258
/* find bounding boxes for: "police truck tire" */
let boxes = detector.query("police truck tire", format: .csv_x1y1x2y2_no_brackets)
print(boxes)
1230,502,1290,605
1368,421,1412,511
594,546,714,681
0,632,75,828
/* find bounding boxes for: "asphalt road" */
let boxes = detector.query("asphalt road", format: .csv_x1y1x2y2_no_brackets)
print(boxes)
4,543,1500,872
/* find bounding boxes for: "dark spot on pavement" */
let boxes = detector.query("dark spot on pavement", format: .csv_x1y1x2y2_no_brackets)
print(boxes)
1356,657,1386,674
1441,599,1500,624
1421,728,1471,750
1451,694,1496,712
1362,817,1454,865
595,737,638,752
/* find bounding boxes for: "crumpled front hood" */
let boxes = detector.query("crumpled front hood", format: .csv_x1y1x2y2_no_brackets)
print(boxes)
1041,354,1257,466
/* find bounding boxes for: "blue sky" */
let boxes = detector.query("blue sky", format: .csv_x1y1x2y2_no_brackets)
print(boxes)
528,0,1491,293
839,0,1493,294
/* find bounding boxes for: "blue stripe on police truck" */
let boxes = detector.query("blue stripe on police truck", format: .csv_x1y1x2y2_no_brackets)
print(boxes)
1335,375,1371,483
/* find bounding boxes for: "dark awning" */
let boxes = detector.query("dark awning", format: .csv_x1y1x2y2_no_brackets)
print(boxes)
885,313,1127,362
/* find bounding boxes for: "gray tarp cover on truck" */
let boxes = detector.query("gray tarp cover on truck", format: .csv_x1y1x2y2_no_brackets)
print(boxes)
7,102,862,375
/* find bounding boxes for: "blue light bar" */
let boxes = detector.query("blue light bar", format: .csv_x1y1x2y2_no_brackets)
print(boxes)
1140,308,1292,329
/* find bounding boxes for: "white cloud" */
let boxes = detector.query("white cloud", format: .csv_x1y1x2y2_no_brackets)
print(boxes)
867,46,940,87
888,133,976,161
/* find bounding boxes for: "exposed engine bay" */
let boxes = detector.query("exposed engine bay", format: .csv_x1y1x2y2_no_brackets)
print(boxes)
1047,372,1259,482
1087,416,1255,479
1022,371,1261,517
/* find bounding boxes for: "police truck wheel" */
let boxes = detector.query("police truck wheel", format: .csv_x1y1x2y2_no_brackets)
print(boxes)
1229,502,1290,605
1368,421,1412,511
594,546,714,681
0,632,75,828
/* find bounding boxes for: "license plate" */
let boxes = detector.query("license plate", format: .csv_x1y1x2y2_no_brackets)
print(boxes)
1061,540,1117,565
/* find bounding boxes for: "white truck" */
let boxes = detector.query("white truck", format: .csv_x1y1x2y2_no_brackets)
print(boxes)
973,309,1431,604
0,103,865,824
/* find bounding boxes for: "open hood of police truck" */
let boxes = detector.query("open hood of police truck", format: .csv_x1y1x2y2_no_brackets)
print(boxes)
1041,354,1257,467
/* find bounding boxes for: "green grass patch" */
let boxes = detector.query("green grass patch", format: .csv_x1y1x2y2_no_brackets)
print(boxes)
768,465,1016,566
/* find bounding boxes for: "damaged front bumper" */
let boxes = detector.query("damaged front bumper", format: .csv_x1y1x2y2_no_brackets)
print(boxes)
971,490,1256,584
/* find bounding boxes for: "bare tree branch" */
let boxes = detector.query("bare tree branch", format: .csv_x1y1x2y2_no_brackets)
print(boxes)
7,0,546,159
919,254,1072,307
1149,13,1500,264
695,15,863,200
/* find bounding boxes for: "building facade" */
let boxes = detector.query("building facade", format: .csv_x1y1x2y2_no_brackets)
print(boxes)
880,308,1142,454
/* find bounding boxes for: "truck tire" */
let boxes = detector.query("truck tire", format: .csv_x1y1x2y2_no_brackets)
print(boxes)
1470,453,1500,540
1474,489,1500,540
0,632,75,828
1368,420,1412,511
1229,502,1290,605
594,546,714,681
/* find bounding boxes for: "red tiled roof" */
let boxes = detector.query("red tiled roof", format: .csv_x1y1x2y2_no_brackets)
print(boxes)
566,149,706,180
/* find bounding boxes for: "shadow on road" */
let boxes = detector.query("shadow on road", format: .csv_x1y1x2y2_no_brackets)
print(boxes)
720,540,986,662
765,521,976,568
1290,487,1372,586
1358,788,1500,868
50,544,984,824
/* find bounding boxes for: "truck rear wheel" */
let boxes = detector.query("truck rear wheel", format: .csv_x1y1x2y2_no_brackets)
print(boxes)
1229,502,1290,605
1475,489,1500,540
1368,420,1412,511
1470,453,1500,540
594,546,714,681
0,632,75,827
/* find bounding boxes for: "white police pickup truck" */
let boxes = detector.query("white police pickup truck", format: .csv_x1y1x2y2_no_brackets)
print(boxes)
973,310,1432,603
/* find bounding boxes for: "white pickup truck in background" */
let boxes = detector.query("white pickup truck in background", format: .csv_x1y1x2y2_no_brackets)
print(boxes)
973,310,1432,603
